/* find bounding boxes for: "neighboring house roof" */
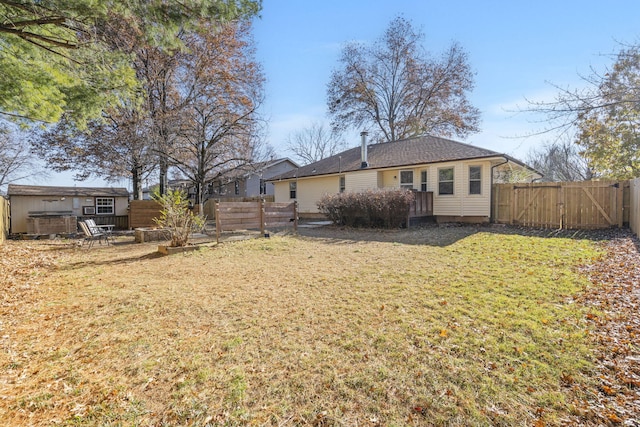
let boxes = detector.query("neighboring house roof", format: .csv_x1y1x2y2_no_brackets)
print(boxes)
269,135,535,180
212,157,300,181
247,157,300,174
7,184,129,198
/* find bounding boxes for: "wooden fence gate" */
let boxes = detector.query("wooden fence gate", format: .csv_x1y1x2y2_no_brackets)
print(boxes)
493,181,627,229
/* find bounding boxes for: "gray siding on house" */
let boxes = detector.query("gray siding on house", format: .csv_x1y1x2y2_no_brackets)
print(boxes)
246,160,298,197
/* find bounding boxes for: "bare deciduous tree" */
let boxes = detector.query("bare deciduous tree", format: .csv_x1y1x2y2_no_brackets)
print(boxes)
167,20,266,208
327,16,480,143
526,139,594,182
30,108,157,199
0,126,47,194
528,43,640,179
286,122,346,165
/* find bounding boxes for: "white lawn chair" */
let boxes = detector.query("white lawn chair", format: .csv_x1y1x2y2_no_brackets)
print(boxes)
85,219,114,245
78,221,108,248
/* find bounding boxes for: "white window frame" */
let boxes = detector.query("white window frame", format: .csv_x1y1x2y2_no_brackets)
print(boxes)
469,165,482,195
420,170,428,192
399,170,414,190
339,176,345,193
95,197,114,215
438,167,454,196
289,181,297,199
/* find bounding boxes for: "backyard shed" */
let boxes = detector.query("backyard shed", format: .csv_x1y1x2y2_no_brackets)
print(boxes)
7,184,129,235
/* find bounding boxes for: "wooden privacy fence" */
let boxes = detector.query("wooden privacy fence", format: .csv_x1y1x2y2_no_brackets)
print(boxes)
202,196,275,219
630,178,640,236
129,200,163,228
0,197,8,244
215,200,297,242
492,180,628,229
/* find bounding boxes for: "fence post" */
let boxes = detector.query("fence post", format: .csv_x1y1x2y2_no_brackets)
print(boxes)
215,202,221,244
294,201,298,233
260,199,265,236
558,185,565,229
616,181,624,228
510,185,516,225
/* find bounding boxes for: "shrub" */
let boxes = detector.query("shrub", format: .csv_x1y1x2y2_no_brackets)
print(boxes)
317,189,415,228
152,189,206,247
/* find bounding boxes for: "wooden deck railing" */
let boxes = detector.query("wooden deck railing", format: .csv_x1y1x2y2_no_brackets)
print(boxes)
408,191,433,218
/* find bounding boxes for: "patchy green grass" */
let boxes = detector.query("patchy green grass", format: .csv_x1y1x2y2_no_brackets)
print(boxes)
0,230,603,426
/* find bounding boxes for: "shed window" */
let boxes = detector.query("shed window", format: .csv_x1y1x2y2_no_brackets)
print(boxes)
438,168,454,195
469,166,482,195
400,170,414,189
339,176,345,193
289,182,297,199
95,197,114,215
420,170,428,192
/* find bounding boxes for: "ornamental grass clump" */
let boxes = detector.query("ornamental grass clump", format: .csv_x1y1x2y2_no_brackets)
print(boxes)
153,189,205,247
317,189,414,228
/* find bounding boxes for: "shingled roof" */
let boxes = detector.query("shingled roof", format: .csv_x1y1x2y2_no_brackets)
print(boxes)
7,184,129,198
270,134,526,180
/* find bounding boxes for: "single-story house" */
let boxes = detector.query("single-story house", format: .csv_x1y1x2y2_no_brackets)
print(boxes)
7,184,129,234
268,134,540,223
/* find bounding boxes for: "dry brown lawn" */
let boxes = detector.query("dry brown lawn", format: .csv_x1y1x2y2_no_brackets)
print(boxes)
0,226,638,426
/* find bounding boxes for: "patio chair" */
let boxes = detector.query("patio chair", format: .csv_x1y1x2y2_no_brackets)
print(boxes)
78,221,108,248
85,218,114,245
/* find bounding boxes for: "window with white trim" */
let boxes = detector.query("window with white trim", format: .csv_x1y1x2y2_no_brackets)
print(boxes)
400,170,414,189
95,197,114,215
339,176,345,193
289,182,297,199
420,170,428,191
438,168,454,195
469,166,482,195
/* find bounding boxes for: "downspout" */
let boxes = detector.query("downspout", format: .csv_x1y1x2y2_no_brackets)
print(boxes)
490,158,509,224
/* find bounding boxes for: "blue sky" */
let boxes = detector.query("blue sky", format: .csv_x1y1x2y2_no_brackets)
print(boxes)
36,0,640,188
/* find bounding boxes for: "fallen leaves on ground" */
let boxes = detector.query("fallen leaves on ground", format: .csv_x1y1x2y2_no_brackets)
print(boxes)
0,241,62,309
577,231,640,426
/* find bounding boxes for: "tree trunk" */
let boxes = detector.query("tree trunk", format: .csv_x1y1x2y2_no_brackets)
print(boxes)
159,155,168,195
131,167,142,200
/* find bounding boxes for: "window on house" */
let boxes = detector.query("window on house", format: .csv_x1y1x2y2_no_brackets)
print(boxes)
438,168,454,195
289,182,297,199
420,170,428,192
469,166,482,195
400,170,414,189
259,179,267,195
95,197,114,215
234,180,239,195
339,176,345,193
